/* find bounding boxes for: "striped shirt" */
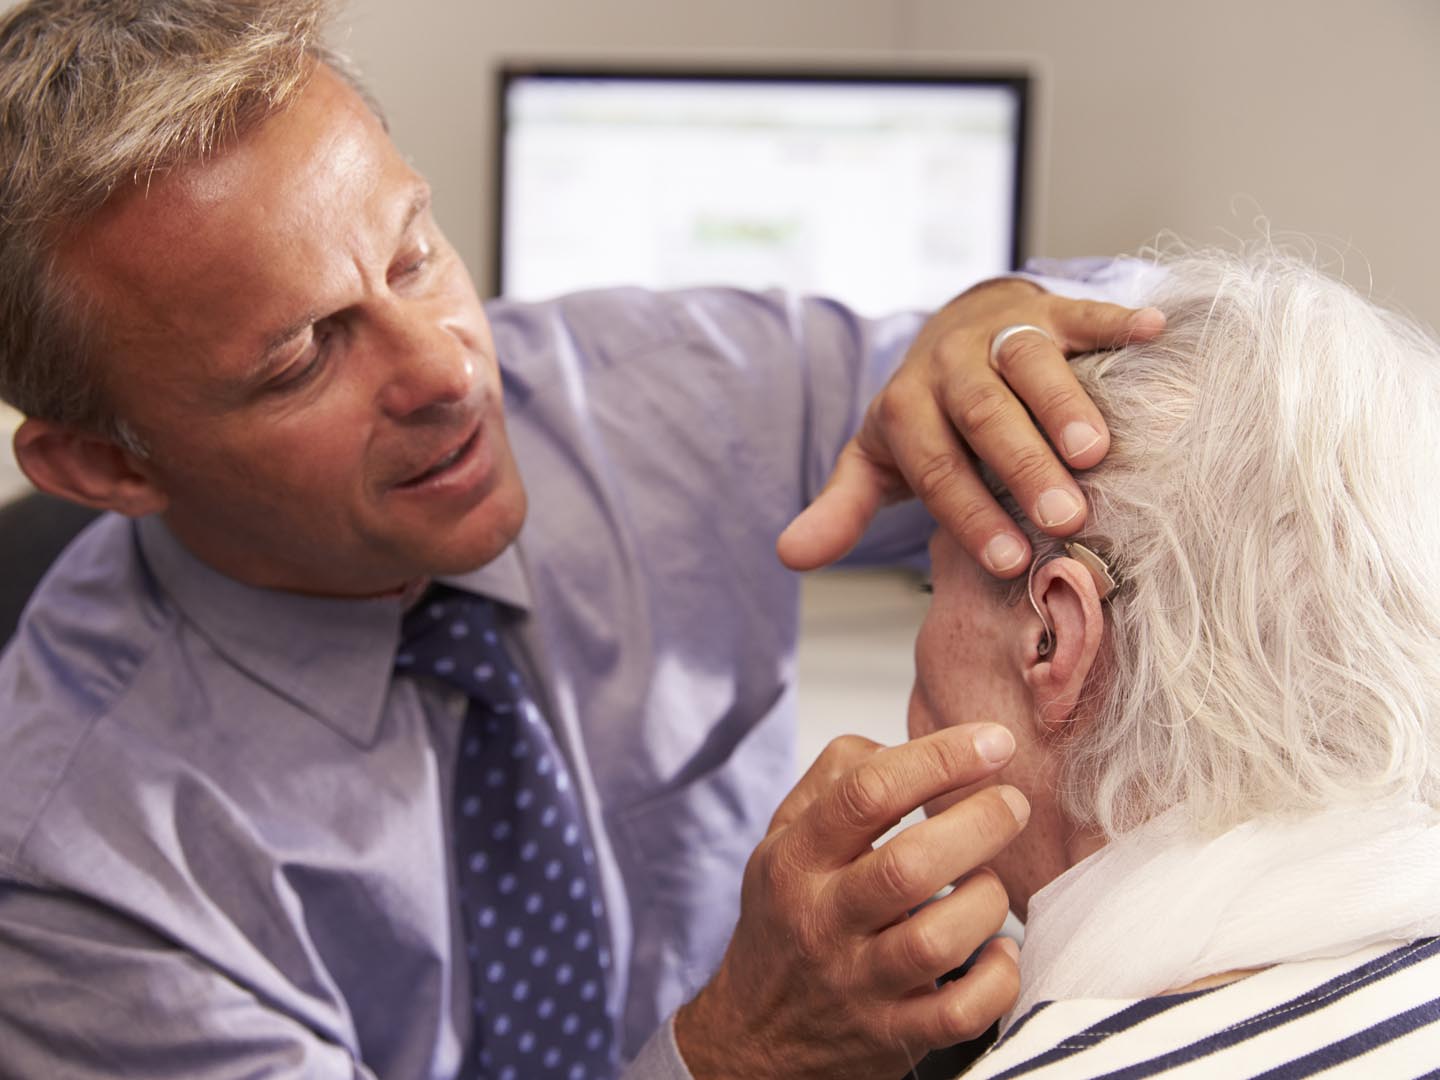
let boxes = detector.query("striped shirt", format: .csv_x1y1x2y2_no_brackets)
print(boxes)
961,938,1440,1078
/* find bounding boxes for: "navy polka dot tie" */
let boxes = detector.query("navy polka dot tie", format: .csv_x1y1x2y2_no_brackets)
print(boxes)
395,587,617,1080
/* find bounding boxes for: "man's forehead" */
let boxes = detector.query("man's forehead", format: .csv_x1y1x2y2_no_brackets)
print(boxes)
179,69,379,213
78,68,386,263
58,67,417,367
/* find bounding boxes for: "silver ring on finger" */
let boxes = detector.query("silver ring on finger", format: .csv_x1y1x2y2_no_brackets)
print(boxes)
989,323,1055,368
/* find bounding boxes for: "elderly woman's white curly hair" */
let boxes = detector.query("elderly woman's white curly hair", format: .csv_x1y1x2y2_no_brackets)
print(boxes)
998,247,1440,838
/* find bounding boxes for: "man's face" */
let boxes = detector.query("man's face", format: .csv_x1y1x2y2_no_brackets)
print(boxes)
61,66,526,596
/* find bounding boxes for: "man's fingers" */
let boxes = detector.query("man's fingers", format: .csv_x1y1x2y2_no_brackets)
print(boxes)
788,725,1017,868
979,299,1164,501
890,935,1021,1051
872,380,1032,576
776,441,893,572
988,329,1110,472
986,300,1163,477
1050,297,1166,353
768,733,885,834
832,785,1027,934
861,867,1012,995
937,350,1087,544
778,294,1165,576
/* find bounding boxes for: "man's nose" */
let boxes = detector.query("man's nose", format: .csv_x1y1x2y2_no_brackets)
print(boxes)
374,302,474,418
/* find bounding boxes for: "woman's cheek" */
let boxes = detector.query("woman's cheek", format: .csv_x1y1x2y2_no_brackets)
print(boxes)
906,683,939,743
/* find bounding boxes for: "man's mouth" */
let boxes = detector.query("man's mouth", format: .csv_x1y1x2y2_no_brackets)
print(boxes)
397,425,481,489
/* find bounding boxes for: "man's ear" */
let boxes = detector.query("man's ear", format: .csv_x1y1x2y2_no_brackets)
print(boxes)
14,417,168,518
1021,557,1106,730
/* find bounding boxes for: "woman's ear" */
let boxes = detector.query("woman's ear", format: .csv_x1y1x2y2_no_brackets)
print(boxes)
13,417,168,518
1021,557,1106,730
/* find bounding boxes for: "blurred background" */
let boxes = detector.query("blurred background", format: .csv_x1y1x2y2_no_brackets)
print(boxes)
2,0,1436,765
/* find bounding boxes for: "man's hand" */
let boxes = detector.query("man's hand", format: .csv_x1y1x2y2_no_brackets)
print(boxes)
673,725,1028,1079
777,279,1166,577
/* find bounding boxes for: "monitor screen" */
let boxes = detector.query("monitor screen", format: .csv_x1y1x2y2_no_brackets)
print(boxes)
496,67,1028,316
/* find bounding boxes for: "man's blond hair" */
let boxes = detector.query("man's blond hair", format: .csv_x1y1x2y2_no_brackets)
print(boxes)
0,0,349,440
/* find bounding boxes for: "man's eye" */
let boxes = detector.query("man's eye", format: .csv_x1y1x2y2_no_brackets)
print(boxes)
271,328,333,392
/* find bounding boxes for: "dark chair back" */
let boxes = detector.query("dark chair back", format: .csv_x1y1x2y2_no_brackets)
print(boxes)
0,493,102,649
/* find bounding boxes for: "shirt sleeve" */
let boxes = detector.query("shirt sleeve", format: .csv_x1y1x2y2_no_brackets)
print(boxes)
0,883,378,1080
490,284,938,569
764,289,938,567
489,265,1158,577
657,264,1161,567
1014,255,1168,305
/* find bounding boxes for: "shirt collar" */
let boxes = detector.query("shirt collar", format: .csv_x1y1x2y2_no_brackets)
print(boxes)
135,516,531,747
441,539,531,614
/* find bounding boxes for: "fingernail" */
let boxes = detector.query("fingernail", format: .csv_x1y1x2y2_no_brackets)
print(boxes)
1036,488,1082,528
996,936,1021,963
973,724,1015,764
983,533,1027,573
998,785,1031,825
1060,421,1101,459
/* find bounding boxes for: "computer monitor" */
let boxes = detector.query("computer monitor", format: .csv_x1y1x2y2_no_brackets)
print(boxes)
495,66,1029,315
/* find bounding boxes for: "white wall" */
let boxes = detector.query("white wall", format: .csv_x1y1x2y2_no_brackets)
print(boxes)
333,0,1440,332
901,0,1440,329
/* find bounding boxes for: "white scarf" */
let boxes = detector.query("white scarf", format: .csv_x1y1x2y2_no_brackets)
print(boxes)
1008,801,1440,1030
